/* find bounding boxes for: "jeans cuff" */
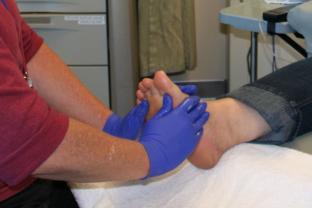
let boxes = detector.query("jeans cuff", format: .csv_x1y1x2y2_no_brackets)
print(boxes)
225,85,297,144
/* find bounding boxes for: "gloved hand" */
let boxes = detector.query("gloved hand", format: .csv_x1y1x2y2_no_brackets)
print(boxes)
102,100,149,140
179,84,198,96
139,94,209,178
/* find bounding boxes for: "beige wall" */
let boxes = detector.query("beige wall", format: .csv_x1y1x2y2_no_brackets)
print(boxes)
172,0,229,82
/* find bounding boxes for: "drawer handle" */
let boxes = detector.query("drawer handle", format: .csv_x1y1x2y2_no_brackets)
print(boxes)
23,16,51,24
24,17,77,30
16,0,74,4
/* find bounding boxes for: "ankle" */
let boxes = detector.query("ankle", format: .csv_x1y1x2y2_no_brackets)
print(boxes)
205,99,239,152
221,98,271,145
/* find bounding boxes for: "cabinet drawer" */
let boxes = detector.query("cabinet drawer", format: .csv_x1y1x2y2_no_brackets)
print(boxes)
23,14,108,66
71,66,110,106
17,0,106,13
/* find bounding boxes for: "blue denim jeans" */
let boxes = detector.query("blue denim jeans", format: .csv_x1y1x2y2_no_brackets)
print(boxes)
226,57,312,144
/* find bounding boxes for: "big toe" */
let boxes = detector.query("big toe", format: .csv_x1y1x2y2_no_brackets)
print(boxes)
154,71,187,106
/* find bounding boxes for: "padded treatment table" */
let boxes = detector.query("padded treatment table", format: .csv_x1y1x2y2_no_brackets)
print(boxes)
71,133,312,208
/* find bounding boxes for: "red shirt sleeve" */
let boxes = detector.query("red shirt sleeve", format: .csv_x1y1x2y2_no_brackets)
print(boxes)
0,38,69,186
21,19,44,63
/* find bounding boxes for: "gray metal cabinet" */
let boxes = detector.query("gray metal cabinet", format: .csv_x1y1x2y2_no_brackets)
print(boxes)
71,66,110,106
19,1,110,106
23,14,108,65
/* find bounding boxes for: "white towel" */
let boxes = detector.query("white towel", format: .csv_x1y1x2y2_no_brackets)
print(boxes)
71,143,312,208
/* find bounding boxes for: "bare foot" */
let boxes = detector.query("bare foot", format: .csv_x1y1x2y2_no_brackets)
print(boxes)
136,78,167,120
137,71,271,169
136,73,188,120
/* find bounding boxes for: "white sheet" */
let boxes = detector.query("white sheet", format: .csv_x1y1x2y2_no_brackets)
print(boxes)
71,143,312,208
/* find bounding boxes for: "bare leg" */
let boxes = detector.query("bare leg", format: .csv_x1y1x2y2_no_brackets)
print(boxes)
137,71,271,169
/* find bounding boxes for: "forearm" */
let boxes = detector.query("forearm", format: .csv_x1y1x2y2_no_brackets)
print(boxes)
33,118,149,182
27,43,111,129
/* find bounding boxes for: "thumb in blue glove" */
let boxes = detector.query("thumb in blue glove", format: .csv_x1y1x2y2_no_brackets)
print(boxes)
140,94,209,178
103,100,149,140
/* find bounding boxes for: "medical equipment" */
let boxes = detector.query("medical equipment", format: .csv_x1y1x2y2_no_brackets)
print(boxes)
263,4,298,22
288,1,312,57
262,0,312,59
262,4,308,58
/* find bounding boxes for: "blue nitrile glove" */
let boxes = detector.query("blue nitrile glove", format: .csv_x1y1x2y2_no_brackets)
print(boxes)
139,94,209,178
179,84,198,96
103,100,149,140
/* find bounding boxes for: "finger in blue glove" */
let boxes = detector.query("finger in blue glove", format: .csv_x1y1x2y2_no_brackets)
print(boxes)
178,84,198,96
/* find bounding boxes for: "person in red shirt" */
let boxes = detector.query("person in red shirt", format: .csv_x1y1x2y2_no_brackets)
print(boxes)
0,0,208,207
